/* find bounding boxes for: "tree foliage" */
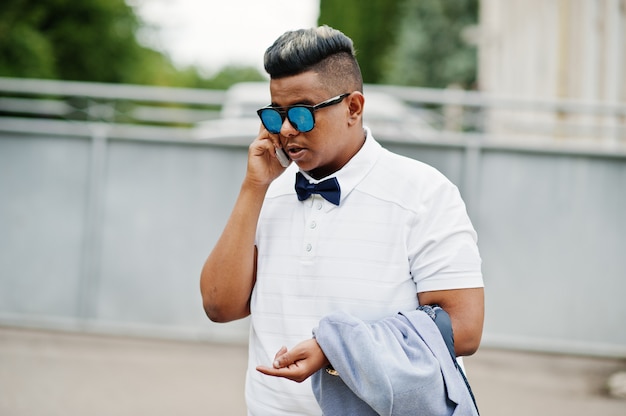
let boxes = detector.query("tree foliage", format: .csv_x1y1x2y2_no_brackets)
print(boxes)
318,0,478,88
318,0,402,84
383,0,479,88
0,0,264,88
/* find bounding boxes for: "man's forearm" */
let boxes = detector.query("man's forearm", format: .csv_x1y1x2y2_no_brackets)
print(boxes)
418,287,485,356
200,180,268,322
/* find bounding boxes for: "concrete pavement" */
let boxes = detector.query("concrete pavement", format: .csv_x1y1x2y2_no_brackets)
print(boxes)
1,326,624,415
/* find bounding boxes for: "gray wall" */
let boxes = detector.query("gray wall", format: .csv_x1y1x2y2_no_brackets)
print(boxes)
1,128,625,357
0,131,250,341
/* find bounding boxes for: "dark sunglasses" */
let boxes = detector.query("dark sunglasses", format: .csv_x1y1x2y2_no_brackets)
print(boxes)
256,93,350,134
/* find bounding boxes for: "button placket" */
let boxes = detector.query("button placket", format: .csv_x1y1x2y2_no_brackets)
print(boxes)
303,194,324,256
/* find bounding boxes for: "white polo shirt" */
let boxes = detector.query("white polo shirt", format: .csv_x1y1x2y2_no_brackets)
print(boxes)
246,128,483,416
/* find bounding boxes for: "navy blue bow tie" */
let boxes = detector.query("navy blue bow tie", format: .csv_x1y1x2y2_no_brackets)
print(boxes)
295,172,341,205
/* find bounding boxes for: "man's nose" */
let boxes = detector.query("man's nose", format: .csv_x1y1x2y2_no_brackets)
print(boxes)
280,116,298,137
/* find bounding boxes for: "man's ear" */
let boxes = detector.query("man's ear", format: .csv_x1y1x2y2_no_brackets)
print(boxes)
347,92,365,125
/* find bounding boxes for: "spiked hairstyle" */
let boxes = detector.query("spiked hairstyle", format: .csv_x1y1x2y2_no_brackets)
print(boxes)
264,26,363,93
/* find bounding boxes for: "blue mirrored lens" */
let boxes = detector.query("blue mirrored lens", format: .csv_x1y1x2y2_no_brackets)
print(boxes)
260,109,283,133
287,107,314,132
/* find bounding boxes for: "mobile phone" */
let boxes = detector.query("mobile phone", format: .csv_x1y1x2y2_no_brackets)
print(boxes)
275,147,291,168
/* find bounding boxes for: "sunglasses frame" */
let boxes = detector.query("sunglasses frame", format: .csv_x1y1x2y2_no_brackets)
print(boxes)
257,93,350,133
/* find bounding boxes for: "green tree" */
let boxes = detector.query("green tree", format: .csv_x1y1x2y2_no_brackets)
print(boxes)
0,0,264,88
0,0,57,79
382,0,479,88
318,0,478,89
318,0,402,84
1,0,149,83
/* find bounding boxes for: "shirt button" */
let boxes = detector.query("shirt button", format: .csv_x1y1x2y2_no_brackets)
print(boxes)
310,221,317,229
305,243,312,252
316,201,323,210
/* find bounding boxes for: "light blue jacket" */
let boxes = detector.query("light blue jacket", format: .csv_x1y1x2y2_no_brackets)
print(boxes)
312,309,479,416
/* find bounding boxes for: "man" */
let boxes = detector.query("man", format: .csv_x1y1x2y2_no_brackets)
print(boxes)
200,25,484,415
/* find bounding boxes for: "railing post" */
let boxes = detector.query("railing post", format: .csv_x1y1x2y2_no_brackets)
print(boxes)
461,134,483,224
77,122,109,324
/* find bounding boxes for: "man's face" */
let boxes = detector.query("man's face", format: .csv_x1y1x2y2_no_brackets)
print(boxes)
268,71,358,179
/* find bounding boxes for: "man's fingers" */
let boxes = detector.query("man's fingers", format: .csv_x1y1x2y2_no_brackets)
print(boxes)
274,348,293,368
255,365,277,376
255,364,307,383
256,364,292,377
273,345,288,360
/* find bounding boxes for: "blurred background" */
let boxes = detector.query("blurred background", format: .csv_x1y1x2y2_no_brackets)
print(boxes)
1,0,625,415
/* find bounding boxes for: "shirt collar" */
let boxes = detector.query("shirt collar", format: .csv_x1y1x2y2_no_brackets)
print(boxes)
299,126,382,205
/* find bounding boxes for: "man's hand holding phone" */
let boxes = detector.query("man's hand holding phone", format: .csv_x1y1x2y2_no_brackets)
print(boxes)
245,127,291,187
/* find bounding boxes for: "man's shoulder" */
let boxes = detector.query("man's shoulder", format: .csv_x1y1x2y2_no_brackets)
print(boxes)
343,142,462,213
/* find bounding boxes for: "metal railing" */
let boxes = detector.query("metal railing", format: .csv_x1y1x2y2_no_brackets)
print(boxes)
1,76,625,145
367,84,626,143
0,77,224,132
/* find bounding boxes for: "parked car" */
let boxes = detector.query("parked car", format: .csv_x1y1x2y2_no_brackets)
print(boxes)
192,82,267,145
192,82,435,144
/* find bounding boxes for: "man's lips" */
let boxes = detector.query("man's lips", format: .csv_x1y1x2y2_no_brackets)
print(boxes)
286,146,306,158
